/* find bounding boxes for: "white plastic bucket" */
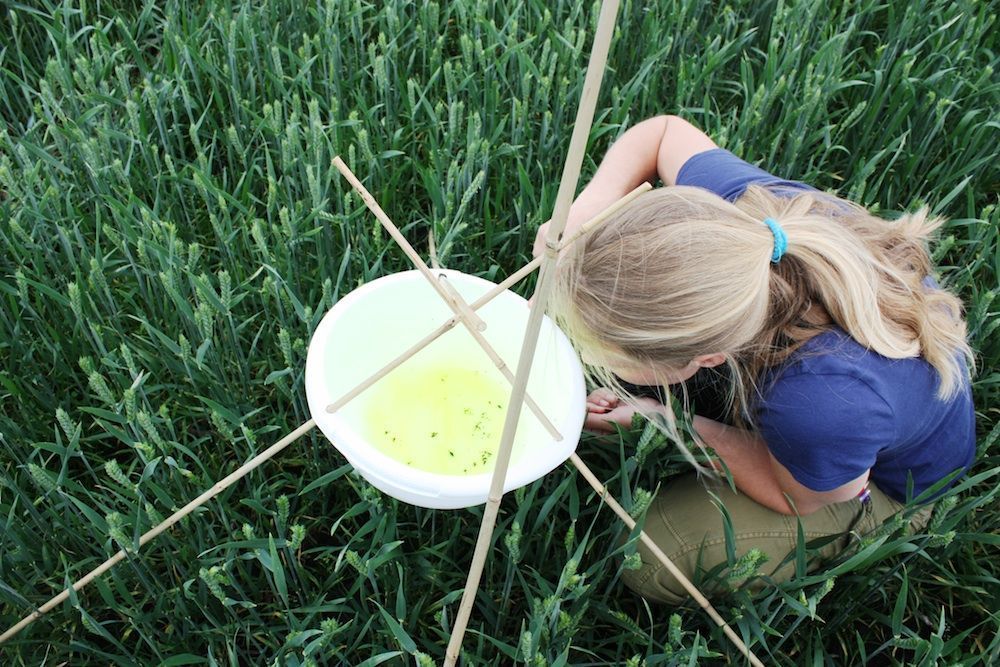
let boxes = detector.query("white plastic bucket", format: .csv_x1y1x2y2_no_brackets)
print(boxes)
305,269,586,509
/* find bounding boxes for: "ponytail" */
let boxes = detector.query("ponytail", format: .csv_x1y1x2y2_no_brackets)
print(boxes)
736,185,972,401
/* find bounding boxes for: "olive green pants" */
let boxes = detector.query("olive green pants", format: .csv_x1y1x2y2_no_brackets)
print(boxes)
620,474,932,604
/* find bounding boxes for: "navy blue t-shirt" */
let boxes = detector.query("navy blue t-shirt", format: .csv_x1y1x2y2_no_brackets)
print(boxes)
676,149,976,502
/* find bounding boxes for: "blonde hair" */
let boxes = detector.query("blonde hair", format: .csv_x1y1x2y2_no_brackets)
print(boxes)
549,186,973,433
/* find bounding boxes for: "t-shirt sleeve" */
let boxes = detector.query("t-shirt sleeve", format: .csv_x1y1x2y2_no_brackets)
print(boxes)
755,372,896,491
676,148,816,202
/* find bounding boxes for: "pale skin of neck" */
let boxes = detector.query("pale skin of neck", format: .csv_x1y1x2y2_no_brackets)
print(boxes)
569,114,869,517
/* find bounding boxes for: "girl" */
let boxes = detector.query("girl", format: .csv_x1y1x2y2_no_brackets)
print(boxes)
540,115,976,603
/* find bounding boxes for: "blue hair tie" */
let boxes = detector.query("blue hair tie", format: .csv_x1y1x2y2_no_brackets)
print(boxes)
763,217,787,263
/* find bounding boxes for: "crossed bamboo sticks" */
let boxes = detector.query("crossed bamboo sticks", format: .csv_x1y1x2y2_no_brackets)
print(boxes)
0,164,761,665
0,178,642,645
2,2,764,664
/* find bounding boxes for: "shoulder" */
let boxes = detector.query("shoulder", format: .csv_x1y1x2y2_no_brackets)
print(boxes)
760,329,898,420
754,330,897,491
770,328,886,378
758,337,898,441
676,148,818,202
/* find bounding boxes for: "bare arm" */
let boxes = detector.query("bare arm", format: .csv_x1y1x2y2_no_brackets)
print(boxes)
533,115,718,257
574,115,716,200
584,402,867,515
693,415,869,516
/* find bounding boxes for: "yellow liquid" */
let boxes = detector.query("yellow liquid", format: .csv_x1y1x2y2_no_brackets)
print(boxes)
363,364,511,475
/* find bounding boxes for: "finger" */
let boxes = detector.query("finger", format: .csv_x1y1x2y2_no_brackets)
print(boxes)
605,406,639,428
588,388,618,407
533,223,550,258
586,403,611,413
584,414,615,433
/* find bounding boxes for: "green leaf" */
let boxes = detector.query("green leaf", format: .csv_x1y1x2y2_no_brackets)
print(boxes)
891,566,908,637
299,463,353,495
264,367,293,385
160,655,207,666
375,601,417,654
268,535,289,606
355,652,403,667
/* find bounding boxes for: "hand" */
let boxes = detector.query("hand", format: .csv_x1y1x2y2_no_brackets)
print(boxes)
584,388,664,433
531,197,604,259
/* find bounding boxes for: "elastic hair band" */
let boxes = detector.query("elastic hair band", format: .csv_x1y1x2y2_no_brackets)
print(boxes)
763,217,787,263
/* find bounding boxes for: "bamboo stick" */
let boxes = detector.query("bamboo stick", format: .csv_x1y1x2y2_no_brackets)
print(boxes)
1,131,648,649
0,419,319,644
444,2,622,664
437,273,486,332
569,453,766,667
332,156,561,441
0,174,651,646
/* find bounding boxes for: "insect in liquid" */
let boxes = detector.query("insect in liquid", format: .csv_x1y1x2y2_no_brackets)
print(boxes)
363,364,516,475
